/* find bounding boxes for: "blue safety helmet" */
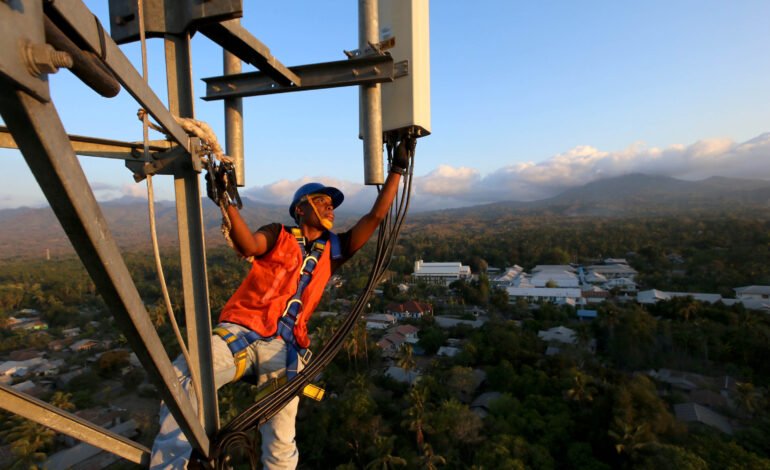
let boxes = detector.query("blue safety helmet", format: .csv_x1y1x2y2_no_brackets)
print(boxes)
289,182,344,220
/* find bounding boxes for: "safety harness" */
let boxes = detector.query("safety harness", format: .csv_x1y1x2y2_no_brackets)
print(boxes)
213,227,341,401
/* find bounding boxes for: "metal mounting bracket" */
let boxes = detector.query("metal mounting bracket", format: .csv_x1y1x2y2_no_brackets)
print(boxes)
108,0,242,44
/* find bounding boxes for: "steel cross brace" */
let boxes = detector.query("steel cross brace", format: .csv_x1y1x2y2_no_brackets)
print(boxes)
198,19,301,87
0,125,175,160
0,86,211,458
0,384,150,465
203,54,405,100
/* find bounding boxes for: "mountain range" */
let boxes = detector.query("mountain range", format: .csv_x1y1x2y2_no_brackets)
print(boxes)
2,174,769,260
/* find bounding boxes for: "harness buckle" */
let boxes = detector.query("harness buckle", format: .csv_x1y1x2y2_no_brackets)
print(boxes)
300,348,313,365
281,298,303,317
300,255,319,273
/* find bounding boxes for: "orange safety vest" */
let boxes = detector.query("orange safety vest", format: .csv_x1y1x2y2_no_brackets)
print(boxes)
219,226,332,349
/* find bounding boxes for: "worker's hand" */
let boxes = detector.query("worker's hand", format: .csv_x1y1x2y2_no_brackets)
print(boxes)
390,137,414,175
206,162,230,207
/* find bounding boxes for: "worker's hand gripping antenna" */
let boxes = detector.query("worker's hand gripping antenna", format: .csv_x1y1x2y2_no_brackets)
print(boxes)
388,135,416,175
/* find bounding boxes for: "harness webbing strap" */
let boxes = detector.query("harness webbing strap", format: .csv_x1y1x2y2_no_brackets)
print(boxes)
213,326,253,382
276,228,327,379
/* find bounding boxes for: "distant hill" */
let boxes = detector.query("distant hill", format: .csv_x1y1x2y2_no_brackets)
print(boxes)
2,174,770,259
0,197,289,260
409,174,770,226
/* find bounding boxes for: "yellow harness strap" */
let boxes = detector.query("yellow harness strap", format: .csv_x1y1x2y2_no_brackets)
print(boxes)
213,327,249,382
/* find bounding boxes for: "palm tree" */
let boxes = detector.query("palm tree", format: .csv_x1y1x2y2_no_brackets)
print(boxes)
600,305,621,341
345,327,360,370
735,381,759,417
565,368,597,404
418,443,446,469
402,387,431,448
396,344,416,384
49,391,75,412
676,297,699,323
365,435,407,470
608,416,654,459
355,319,370,367
1,417,55,469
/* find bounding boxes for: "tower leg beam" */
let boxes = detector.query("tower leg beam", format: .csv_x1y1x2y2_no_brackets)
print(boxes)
0,85,210,458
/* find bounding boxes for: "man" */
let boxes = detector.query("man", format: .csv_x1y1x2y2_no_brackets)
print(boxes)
150,140,411,469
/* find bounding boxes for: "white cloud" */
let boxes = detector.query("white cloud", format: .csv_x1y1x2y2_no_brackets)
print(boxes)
418,165,480,196
120,183,149,199
6,133,770,212
242,176,376,214
236,132,770,212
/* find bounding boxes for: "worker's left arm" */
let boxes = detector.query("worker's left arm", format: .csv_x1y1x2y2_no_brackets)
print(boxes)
347,170,402,253
347,138,413,252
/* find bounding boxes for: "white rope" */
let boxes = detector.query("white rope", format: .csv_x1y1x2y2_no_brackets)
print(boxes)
137,0,203,422
136,110,239,253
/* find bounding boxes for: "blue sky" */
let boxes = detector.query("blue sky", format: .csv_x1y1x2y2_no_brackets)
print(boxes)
3,1,770,211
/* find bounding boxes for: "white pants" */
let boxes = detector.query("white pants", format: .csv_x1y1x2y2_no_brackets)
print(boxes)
150,322,300,470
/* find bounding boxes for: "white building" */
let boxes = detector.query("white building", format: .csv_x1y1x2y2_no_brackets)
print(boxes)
0,357,45,377
603,277,638,292
637,290,723,305
365,313,397,330
433,316,486,329
437,346,460,357
734,285,770,301
586,264,638,280
537,326,577,345
506,287,582,306
491,265,525,287
530,265,580,288
412,260,472,286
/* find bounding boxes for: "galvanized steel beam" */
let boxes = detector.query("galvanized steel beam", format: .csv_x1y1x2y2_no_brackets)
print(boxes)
0,1,49,102
358,0,384,185
47,0,192,152
203,55,399,100
0,384,150,465
0,86,210,456
0,125,173,160
165,33,220,436
200,20,301,87
224,44,245,186
108,0,242,44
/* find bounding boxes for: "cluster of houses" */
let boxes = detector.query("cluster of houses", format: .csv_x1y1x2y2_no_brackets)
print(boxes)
412,259,770,312
494,261,638,306
0,315,144,468
638,285,770,311
4,309,49,332
536,324,746,435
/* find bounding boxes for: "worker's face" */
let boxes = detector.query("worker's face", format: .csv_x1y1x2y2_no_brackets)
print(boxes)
302,194,334,229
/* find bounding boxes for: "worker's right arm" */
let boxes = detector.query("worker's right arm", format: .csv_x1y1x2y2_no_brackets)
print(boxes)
225,205,270,258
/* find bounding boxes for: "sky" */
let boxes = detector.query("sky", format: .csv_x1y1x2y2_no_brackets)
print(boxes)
3,1,770,212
